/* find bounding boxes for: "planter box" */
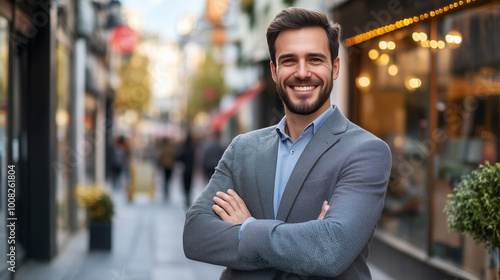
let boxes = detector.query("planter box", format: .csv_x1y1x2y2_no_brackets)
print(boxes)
89,220,112,250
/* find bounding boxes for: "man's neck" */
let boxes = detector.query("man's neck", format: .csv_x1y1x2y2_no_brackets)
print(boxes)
284,106,329,141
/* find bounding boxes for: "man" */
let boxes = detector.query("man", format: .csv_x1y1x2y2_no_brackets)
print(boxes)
183,7,391,279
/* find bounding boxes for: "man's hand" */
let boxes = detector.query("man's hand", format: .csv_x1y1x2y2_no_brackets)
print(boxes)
213,189,252,224
317,200,330,220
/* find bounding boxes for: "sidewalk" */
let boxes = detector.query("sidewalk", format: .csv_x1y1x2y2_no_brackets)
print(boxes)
15,163,394,280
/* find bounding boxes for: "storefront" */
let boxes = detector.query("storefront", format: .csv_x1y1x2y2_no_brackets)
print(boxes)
334,0,499,279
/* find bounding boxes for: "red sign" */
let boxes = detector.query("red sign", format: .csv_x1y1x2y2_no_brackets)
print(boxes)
109,25,138,54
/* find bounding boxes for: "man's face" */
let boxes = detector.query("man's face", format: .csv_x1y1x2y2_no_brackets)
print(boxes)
271,27,340,116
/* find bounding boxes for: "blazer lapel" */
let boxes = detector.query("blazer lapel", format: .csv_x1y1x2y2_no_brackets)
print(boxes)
255,129,279,219
276,106,349,221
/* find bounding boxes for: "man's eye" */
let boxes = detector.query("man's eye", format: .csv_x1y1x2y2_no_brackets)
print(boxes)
282,59,294,64
310,58,322,62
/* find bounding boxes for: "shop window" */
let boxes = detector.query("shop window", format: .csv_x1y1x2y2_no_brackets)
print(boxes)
55,42,71,247
433,4,500,276
355,23,431,251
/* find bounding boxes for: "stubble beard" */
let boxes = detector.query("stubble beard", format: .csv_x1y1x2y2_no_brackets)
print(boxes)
276,75,333,115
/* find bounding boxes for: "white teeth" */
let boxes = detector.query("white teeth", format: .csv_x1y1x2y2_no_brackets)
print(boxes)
293,86,315,91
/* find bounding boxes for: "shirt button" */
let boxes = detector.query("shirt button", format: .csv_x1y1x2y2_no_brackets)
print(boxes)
290,150,295,155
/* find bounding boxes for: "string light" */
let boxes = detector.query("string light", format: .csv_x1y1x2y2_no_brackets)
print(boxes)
344,0,478,46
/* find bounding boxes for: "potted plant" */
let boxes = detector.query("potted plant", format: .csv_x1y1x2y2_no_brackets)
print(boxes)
444,162,500,252
75,185,115,250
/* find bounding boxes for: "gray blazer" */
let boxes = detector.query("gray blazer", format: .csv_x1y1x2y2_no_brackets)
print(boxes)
183,106,392,279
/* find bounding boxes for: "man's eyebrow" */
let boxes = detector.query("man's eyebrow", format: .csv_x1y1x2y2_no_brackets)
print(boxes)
277,52,328,62
307,52,328,59
277,53,295,62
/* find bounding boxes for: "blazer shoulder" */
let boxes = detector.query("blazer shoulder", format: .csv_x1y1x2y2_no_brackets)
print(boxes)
235,125,277,142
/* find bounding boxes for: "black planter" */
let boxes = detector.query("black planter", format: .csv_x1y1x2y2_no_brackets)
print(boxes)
89,220,112,250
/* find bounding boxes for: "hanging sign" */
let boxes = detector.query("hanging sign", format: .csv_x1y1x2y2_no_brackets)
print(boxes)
109,25,138,54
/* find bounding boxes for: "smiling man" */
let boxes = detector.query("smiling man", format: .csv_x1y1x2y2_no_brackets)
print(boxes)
183,7,392,280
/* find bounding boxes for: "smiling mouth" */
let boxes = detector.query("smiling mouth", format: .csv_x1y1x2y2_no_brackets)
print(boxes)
291,85,317,92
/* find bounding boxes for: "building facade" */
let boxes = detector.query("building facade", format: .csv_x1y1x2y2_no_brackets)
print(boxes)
333,0,499,279
0,0,123,277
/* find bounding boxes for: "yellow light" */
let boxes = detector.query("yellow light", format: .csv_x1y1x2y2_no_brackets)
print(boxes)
459,1,464,5
454,2,458,7
409,78,421,89
404,18,410,25
406,77,422,90
396,22,402,28
439,8,443,13
444,6,449,11
437,40,445,49
412,32,420,41
446,30,463,48
420,15,425,20
424,13,429,18
408,18,413,24
379,41,388,49
388,64,399,76
377,54,390,65
393,135,404,148
430,40,438,48
421,41,430,48
419,32,427,41
387,41,396,50
356,76,370,88
368,49,379,60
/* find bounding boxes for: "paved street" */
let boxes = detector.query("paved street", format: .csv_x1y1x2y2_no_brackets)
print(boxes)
15,163,393,280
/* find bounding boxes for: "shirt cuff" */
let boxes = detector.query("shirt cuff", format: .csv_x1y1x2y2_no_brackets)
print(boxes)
238,217,256,239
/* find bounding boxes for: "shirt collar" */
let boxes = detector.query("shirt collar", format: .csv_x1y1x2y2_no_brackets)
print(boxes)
275,106,333,141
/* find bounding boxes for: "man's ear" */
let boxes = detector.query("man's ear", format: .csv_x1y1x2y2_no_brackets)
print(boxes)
270,61,277,82
332,57,340,80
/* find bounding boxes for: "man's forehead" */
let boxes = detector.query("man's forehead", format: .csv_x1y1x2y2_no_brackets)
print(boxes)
274,27,329,56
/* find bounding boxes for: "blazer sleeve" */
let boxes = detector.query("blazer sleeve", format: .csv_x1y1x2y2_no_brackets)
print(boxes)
183,135,261,271
237,138,392,277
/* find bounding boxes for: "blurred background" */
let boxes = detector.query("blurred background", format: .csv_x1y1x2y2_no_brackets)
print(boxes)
0,0,498,279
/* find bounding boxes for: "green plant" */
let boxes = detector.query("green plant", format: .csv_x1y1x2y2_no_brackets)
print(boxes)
444,162,500,252
76,185,115,222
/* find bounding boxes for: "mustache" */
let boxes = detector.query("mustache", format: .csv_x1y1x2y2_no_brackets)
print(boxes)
284,78,323,86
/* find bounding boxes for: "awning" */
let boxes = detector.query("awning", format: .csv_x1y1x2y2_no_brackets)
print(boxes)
210,81,265,132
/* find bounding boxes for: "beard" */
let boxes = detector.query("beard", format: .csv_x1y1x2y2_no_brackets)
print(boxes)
276,75,333,115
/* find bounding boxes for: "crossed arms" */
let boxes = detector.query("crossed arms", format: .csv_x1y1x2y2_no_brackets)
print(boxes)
183,133,392,277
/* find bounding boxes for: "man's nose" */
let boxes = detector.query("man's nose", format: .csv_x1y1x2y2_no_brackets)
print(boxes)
294,61,311,79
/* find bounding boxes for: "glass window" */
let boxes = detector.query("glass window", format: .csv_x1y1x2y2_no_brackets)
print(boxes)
55,42,71,247
433,4,500,276
355,23,431,251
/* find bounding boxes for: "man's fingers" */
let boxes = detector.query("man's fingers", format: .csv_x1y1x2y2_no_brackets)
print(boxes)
317,200,330,220
227,189,246,208
213,196,233,214
216,190,241,211
212,204,229,220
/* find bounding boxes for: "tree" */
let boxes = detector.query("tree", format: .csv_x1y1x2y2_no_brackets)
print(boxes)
114,53,152,113
188,52,227,120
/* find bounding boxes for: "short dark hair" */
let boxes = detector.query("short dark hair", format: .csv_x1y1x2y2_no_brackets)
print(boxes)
266,7,341,66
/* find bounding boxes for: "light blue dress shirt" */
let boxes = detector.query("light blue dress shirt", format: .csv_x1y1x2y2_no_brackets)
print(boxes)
238,107,334,239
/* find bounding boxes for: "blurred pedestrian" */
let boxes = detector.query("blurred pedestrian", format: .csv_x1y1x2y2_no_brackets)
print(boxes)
183,7,391,279
157,137,176,200
199,131,226,181
177,132,196,208
110,135,130,189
